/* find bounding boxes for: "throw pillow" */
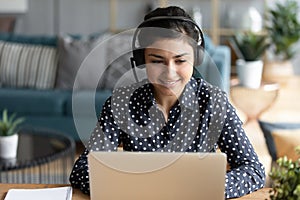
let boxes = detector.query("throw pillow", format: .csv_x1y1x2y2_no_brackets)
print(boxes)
55,33,110,90
272,129,300,161
258,120,300,161
98,33,133,90
0,41,58,89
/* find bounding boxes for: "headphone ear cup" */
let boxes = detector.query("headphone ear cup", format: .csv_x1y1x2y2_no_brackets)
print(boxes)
132,49,145,68
194,45,204,67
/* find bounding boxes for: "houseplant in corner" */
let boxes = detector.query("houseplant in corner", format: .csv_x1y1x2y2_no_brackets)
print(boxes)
264,0,300,85
269,146,300,199
0,109,24,159
230,31,269,88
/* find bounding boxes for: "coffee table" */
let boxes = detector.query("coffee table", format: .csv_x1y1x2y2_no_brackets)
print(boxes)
0,128,75,184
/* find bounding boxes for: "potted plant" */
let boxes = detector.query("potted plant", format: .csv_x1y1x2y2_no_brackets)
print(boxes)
0,109,24,159
263,0,300,85
269,146,300,199
230,31,269,88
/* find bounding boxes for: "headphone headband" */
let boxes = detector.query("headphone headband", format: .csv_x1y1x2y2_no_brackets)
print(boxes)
136,16,203,47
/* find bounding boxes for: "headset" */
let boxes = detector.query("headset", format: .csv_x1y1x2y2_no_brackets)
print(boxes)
130,16,205,82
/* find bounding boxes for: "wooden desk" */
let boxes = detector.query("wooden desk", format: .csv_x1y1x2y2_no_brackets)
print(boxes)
0,184,271,200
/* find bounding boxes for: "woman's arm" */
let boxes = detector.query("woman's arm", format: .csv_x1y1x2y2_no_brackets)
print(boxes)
218,101,265,199
69,148,90,194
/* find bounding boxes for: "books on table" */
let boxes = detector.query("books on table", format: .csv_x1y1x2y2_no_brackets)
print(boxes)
4,186,72,200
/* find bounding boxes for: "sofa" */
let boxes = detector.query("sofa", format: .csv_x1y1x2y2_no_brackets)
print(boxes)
0,32,231,143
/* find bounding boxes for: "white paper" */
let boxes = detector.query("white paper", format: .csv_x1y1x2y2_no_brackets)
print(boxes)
4,186,72,200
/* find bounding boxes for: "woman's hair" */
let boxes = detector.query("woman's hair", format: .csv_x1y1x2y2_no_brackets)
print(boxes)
137,6,200,48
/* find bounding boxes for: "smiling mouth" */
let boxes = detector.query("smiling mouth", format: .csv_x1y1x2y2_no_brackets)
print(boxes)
159,79,180,88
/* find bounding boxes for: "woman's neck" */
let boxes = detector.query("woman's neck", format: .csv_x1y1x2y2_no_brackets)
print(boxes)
154,94,178,122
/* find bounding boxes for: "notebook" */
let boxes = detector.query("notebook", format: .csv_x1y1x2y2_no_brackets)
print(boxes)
88,151,227,200
4,186,72,200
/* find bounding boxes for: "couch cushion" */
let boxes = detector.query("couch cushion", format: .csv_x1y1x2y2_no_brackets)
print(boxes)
98,33,133,90
0,41,58,89
0,88,70,116
55,33,110,90
66,90,111,117
0,33,57,47
203,34,215,54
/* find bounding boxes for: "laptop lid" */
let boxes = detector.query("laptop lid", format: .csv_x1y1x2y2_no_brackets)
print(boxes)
88,151,227,200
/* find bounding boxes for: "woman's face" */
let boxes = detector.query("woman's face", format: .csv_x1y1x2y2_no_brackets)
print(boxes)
145,38,194,98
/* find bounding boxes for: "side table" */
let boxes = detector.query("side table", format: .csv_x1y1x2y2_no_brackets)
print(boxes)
0,128,75,184
230,81,279,124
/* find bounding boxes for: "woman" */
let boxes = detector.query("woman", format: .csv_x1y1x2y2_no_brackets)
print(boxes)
69,6,265,199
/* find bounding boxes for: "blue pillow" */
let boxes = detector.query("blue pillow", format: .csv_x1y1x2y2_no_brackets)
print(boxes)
258,120,300,161
0,33,57,47
203,34,214,54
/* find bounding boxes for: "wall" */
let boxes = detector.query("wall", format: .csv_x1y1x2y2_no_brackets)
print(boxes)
13,0,268,36
11,0,300,74
14,0,55,35
14,0,152,36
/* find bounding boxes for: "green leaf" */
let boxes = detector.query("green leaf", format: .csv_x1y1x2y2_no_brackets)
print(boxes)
0,109,25,136
265,0,300,60
270,146,300,199
231,32,268,61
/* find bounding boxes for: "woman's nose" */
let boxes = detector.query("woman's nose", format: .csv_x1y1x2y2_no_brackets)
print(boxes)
164,61,177,75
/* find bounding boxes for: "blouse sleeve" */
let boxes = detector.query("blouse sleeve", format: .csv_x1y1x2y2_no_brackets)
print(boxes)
217,95,265,199
69,148,90,194
69,97,122,194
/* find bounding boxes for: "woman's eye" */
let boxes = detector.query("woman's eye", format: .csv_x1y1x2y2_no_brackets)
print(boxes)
151,60,164,64
175,59,186,64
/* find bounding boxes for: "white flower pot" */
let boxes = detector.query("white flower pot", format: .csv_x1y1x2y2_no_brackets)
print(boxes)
0,134,19,159
236,59,263,89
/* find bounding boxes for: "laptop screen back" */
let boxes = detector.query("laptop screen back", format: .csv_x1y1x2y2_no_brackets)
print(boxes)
88,151,227,200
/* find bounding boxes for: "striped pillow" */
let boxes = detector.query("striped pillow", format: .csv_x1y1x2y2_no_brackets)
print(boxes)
0,41,58,89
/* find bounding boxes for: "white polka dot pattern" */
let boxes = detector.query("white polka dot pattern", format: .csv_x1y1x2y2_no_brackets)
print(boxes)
69,77,265,198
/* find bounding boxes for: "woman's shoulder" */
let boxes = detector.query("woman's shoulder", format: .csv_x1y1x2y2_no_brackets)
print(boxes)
192,77,226,97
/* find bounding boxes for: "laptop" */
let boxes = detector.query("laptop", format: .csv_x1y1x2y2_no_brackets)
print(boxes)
88,151,227,200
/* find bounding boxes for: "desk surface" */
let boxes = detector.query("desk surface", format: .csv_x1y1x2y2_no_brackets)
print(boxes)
0,184,271,200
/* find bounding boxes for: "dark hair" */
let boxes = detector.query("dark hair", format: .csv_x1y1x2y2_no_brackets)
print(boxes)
137,6,201,48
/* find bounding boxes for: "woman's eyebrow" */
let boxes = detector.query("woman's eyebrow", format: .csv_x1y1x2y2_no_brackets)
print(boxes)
148,53,189,59
173,53,189,58
148,54,164,59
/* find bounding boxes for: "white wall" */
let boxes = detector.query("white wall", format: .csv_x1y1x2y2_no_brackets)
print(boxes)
12,0,300,35
12,0,267,35
13,0,152,36
14,0,55,35
10,0,300,74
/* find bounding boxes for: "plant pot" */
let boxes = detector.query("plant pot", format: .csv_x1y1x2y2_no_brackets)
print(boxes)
236,59,263,89
0,134,19,159
263,60,294,86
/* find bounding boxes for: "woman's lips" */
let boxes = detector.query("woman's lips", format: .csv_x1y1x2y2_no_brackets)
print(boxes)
159,79,180,88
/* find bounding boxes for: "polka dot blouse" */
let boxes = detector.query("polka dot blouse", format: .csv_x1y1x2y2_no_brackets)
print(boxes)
69,77,265,199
